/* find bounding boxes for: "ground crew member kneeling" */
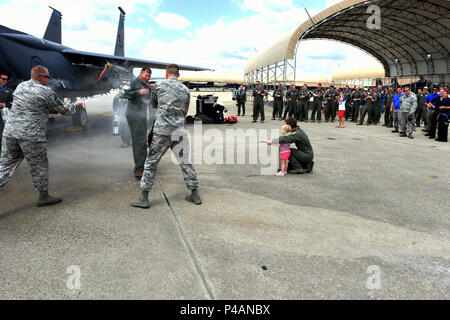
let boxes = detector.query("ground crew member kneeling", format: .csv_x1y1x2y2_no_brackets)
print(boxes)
131,64,201,209
268,117,314,174
0,65,83,207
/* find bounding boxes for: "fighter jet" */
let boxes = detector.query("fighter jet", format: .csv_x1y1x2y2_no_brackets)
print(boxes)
0,6,211,126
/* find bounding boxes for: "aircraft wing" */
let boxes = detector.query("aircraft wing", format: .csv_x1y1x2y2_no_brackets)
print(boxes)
62,49,213,72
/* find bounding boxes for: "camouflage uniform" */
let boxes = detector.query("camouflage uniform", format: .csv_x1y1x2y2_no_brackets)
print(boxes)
272,88,283,120
297,89,311,121
399,92,417,135
119,77,150,175
0,79,77,191
113,93,131,146
0,86,13,152
140,76,199,192
310,88,325,122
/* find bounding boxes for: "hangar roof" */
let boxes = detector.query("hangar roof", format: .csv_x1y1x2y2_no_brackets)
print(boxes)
245,0,450,78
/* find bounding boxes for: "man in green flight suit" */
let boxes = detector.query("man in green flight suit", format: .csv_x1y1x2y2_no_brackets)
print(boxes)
374,85,384,125
272,83,284,120
415,87,429,127
350,86,362,123
383,86,395,127
310,83,325,123
282,84,298,120
252,81,267,123
324,86,337,122
297,84,311,122
119,67,152,180
268,117,314,174
343,86,352,121
358,88,377,125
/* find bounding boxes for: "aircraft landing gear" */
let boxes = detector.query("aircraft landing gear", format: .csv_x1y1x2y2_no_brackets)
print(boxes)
73,105,88,128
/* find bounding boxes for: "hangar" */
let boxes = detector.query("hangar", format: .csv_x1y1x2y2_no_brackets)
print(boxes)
245,0,450,87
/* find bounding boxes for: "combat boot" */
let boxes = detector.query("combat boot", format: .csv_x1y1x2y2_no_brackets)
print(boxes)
37,191,62,207
288,168,306,174
186,189,202,205
399,132,407,137
306,161,314,173
408,134,414,139
131,191,150,209
392,129,399,133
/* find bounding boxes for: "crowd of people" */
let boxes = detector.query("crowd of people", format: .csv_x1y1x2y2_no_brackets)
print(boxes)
238,81,449,142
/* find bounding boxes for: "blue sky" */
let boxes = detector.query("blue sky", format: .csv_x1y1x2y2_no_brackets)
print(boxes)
0,0,381,80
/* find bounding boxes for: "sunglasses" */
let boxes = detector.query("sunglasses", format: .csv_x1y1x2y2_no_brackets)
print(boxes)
39,75,50,79
1,77,8,81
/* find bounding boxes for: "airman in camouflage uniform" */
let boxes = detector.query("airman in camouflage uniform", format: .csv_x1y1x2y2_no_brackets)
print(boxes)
282,85,298,120
399,87,417,139
297,85,311,122
0,73,13,152
0,66,82,207
131,64,201,209
119,68,152,180
310,84,325,123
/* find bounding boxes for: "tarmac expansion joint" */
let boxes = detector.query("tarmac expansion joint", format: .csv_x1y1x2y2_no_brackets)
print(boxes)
156,178,215,300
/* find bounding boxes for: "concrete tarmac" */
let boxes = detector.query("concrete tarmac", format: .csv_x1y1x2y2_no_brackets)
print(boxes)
0,92,449,299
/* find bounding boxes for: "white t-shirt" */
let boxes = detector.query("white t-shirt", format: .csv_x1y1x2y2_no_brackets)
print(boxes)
338,97,346,111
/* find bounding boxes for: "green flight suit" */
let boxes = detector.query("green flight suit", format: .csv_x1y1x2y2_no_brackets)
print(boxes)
297,90,311,121
374,90,384,124
283,89,298,120
275,127,314,171
351,90,363,122
384,90,396,126
416,92,429,127
324,90,337,122
272,89,284,120
344,90,353,120
311,88,325,122
119,77,151,175
252,87,267,122
359,92,377,125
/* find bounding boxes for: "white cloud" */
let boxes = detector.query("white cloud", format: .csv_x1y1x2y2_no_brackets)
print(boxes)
233,0,294,14
0,0,159,54
2,0,382,79
153,12,191,30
